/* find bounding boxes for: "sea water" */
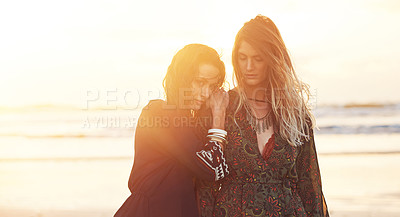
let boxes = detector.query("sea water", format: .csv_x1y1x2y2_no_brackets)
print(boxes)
0,104,400,216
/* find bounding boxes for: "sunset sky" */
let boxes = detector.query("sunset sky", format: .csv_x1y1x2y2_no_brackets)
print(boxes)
1,0,399,108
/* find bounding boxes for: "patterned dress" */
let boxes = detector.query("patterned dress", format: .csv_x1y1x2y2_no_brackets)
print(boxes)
197,90,329,217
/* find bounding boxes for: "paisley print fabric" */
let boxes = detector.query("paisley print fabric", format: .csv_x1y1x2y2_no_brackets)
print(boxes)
197,91,329,217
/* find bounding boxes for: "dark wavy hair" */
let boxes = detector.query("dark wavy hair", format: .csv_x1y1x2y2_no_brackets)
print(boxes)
163,44,226,107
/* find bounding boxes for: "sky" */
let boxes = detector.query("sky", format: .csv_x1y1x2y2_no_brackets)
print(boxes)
0,0,399,108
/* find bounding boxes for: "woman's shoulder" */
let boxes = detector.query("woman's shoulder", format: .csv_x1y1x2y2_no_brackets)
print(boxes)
299,115,315,145
141,99,187,119
227,88,240,112
228,88,239,98
141,99,167,116
143,99,165,109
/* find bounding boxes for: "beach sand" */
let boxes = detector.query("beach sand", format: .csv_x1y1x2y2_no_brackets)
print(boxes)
1,135,400,217
319,153,400,216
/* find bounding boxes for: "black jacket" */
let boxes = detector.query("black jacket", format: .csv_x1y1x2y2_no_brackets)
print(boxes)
114,100,228,217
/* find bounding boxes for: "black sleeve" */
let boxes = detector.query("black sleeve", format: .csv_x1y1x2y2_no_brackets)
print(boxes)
135,101,229,181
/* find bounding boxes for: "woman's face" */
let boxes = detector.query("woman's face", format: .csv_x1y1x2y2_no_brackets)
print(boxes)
190,64,220,110
238,41,268,88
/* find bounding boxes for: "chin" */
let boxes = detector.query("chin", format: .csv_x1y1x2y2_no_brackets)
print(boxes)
245,81,263,87
191,105,201,111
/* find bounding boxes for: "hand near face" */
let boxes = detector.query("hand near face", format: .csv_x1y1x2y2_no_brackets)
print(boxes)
208,89,228,130
209,88,229,115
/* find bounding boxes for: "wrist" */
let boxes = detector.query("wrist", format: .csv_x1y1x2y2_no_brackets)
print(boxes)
212,109,226,117
212,116,225,129
212,124,225,130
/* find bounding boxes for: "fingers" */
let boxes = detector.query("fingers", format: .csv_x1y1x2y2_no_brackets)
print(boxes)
211,88,227,99
209,89,229,113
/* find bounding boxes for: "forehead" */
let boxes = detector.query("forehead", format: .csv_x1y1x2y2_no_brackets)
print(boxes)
238,41,260,56
196,64,221,84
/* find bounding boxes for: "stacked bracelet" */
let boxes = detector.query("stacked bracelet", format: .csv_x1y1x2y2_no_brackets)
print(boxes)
207,129,227,144
208,129,227,136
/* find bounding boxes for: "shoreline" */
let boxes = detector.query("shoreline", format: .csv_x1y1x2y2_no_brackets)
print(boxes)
0,153,399,217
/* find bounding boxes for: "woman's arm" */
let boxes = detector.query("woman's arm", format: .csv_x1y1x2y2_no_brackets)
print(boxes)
136,100,228,181
296,129,329,216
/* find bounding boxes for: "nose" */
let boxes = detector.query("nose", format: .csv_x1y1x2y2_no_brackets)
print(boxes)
246,59,254,71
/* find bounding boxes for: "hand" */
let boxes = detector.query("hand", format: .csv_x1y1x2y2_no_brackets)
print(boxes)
209,88,229,115
209,89,229,129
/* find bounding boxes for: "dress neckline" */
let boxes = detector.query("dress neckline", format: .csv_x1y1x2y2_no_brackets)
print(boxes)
261,133,275,161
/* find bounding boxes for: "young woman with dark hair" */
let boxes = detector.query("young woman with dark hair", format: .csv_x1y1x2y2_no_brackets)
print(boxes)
114,44,229,217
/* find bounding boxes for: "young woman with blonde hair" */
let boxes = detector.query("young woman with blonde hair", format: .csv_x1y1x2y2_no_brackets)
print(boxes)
198,15,329,217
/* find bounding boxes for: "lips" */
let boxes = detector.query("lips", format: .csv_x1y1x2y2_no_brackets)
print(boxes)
194,100,204,105
244,74,257,79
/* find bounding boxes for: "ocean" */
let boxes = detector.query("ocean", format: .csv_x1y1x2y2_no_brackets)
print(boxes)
1,103,399,160
1,103,400,216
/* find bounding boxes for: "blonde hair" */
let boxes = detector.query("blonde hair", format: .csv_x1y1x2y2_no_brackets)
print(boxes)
232,15,315,146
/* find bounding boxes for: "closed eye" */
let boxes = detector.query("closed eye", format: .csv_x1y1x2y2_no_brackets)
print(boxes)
254,56,263,62
238,54,247,60
195,79,205,86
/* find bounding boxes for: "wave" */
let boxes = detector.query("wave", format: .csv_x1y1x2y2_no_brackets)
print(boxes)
316,102,400,108
314,103,400,118
317,124,400,134
0,102,399,137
